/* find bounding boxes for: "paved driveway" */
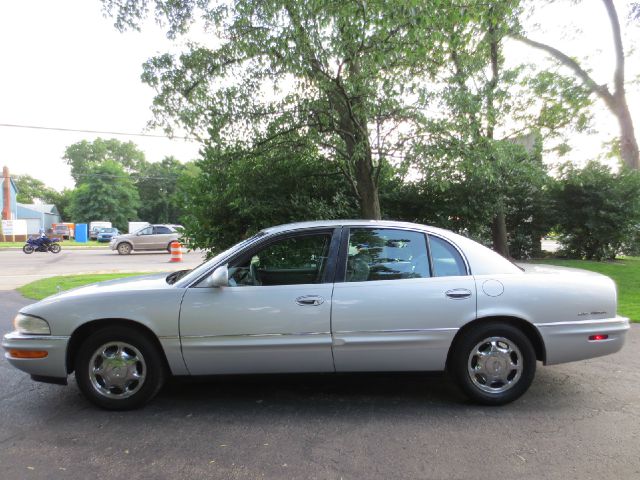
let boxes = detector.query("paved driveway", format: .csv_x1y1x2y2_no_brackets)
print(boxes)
1,291,639,479
0,249,206,290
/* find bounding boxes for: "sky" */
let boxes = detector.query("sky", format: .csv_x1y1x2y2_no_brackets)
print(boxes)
0,0,638,191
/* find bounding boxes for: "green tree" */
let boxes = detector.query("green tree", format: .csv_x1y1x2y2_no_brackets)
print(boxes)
512,0,639,169
101,0,480,219
551,162,640,260
68,161,140,231
13,174,59,204
181,132,357,252
136,156,189,224
64,138,147,183
409,3,590,256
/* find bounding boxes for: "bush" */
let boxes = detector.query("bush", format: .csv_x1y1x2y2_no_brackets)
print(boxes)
551,162,640,260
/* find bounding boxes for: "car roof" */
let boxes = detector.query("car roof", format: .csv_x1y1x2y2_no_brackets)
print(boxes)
262,219,443,235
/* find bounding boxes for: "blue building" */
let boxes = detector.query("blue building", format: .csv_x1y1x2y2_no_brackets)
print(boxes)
17,203,61,234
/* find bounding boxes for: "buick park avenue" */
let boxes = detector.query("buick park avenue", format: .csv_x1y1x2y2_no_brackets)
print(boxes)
3,220,629,409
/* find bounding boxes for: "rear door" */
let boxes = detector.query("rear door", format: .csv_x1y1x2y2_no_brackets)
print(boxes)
331,227,477,372
151,225,174,250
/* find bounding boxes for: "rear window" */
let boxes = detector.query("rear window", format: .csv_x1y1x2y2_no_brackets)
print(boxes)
428,235,467,277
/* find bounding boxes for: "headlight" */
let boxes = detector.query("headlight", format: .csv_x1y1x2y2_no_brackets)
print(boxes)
13,314,50,335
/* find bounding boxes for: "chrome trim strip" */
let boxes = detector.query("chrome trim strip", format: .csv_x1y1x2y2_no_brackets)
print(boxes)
535,317,630,327
180,332,331,340
3,333,70,342
158,335,180,340
335,328,459,334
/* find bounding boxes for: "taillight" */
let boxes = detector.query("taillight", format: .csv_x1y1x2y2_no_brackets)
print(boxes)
588,334,609,341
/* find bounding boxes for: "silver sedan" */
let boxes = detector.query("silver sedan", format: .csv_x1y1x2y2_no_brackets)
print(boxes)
2,220,630,409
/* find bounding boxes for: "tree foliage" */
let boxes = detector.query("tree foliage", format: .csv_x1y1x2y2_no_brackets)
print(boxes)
13,175,58,204
181,132,358,252
136,156,191,224
63,138,147,183
68,161,140,231
551,162,640,260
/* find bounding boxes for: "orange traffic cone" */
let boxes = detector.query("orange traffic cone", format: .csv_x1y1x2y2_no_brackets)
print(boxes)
169,241,183,262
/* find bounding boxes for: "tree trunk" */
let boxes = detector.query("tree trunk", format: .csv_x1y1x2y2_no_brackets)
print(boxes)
355,163,381,219
491,209,509,257
615,99,640,170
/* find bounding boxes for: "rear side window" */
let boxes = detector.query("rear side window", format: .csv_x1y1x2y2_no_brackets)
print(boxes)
428,235,467,277
154,226,173,234
346,228,431,282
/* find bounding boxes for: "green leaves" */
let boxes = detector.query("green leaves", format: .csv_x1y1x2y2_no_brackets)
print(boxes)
68,160,141,232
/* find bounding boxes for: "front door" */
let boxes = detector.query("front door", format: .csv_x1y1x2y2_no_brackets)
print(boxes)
179,229,339,375
331,227,477,372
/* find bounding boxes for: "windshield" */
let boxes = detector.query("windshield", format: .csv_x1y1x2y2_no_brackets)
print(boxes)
174,232,266,287
101,228,116,233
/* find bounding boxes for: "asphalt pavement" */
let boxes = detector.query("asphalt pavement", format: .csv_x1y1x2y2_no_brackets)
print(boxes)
1,290,639,480
0,248,206,290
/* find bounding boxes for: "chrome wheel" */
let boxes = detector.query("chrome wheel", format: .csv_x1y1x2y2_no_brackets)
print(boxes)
88,342,146,399
117,243,132,255
467,336,523,394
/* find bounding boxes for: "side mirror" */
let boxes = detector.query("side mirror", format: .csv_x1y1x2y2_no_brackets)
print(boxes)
210,264,229,288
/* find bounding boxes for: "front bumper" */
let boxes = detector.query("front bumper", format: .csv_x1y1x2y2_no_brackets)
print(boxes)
536,316,630,365
2,331,69,379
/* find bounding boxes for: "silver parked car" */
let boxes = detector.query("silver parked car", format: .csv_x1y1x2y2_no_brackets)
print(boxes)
2,220,629,410
110,224,181,254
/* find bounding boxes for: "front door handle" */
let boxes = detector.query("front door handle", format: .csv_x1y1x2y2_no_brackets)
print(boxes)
445,288,472,300
296,295,325,306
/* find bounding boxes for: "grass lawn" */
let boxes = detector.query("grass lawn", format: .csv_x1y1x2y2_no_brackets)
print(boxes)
534,257,640,323
18,273,149,300
0,239,108,248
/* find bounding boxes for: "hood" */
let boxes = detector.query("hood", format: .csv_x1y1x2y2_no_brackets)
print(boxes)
22,273,173,311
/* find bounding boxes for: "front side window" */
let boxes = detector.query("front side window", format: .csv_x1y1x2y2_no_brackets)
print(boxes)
345,228,430,282
428,235,467,277
228,233,331,286
138,227,153,235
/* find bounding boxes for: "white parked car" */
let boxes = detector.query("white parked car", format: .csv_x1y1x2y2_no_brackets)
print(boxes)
2,220,629,410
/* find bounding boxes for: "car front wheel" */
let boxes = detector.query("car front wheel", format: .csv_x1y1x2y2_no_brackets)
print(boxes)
117,243,132,255
74,326,166,410
449,322,536,405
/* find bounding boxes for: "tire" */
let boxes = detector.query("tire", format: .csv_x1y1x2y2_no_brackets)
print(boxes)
49,243,61,254
22,244,34,254
74,326,166,410
449,322,536,406
117,242,132,255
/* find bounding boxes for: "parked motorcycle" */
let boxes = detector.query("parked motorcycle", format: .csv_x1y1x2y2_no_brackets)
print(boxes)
23,236,62,254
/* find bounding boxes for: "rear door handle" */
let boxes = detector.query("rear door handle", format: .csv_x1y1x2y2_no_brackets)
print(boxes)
296,295,325,306
445,288,472,300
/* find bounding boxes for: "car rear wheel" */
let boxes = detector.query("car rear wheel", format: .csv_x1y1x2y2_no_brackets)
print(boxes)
74,326,166,410
449,322,536,405
117,242,132,255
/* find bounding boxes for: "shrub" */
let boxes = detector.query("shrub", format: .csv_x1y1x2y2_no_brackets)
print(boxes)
551,162,640,260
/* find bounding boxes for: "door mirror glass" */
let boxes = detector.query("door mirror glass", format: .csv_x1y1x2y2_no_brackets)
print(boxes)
210,264,229,287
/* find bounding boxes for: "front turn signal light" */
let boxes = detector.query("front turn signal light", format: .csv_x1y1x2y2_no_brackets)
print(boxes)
8,350,48,359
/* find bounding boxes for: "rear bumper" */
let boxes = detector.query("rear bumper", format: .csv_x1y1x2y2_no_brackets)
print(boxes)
535,316,630,365
2,331,69,379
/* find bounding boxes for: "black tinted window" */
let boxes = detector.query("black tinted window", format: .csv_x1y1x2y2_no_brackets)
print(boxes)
346,228,430,282
428,235,467,277
154,226,173,234
228,234,331,286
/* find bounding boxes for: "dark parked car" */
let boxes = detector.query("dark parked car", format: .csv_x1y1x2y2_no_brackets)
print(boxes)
96,228,119,243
